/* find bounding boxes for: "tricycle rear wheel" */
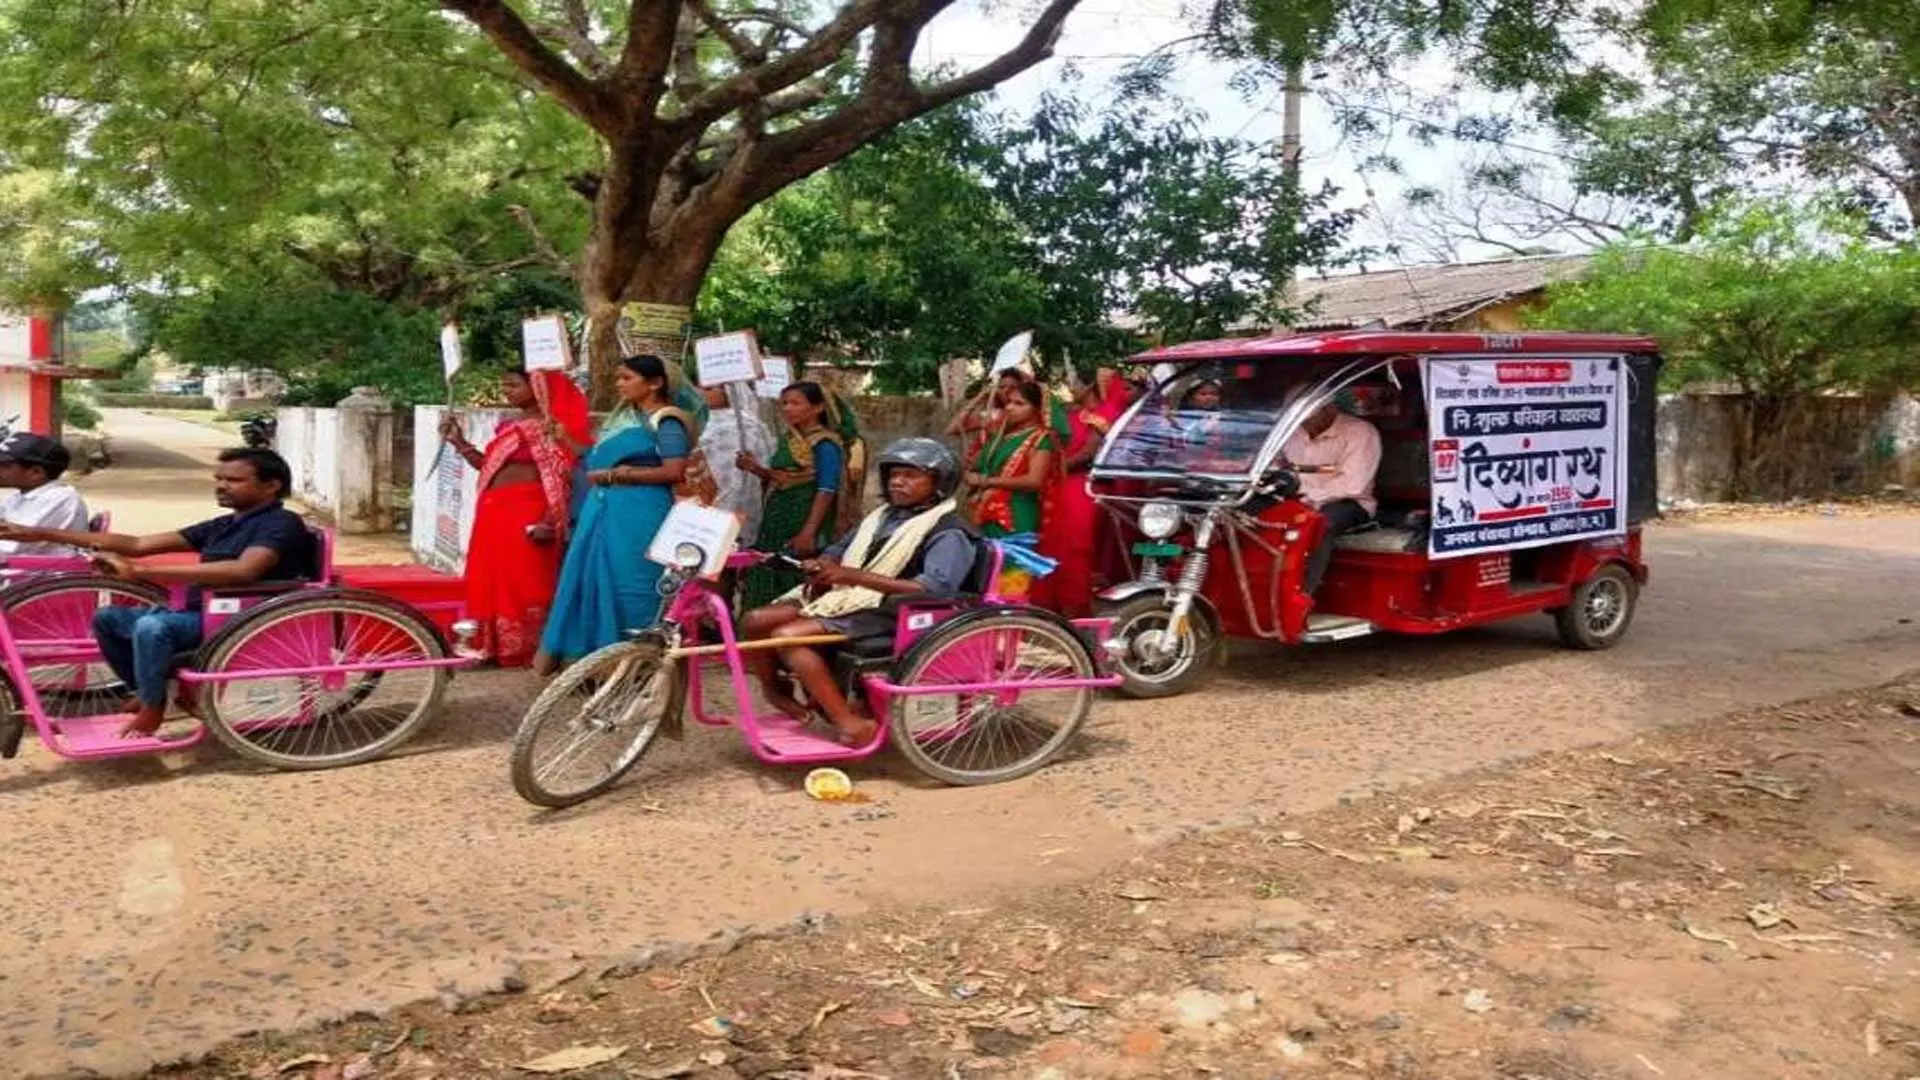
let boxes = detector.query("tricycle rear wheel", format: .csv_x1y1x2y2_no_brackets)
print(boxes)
510,639,683,808
1555,565,1639,650
1103,594,1221,699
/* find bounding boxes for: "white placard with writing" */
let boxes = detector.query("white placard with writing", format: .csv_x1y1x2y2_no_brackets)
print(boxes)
694,330,762,387
521,315,570,372
646,499,743,579
439,323,463,382
990,330,1034,376
755,354,794,399
1425,356,1629,559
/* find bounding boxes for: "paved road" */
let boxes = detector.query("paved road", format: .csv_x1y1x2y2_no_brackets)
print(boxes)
5,416,1917,1075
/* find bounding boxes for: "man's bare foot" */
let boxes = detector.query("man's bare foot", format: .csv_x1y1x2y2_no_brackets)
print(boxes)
118,705,165,739
829,714,879,747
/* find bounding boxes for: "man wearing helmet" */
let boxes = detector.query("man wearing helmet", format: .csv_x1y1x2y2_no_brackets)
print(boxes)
738,437,979,746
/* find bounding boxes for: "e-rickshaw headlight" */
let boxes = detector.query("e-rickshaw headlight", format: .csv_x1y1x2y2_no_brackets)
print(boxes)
1138,501,1183,540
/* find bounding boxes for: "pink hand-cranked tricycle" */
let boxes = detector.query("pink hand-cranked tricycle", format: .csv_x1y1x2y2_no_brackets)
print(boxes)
0,526,477,771
508,544,1121,808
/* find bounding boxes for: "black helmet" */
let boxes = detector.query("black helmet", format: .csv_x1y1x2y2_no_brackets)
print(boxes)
875,437,961,499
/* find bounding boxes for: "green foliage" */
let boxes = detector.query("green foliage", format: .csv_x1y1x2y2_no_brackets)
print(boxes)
59,394,101,432
0,1,591,310
701,96,1355,391
1535,200,1920,397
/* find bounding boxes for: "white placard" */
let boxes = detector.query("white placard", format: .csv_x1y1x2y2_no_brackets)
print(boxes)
938,356,970,408
439,322,463,382
1425,356,1629,559
990,330,1033,376
646,499,743,579
755,354,794,399
521,315,570,372
694,330,762,387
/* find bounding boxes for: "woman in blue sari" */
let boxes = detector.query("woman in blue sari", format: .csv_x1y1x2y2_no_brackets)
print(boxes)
537,354,694,672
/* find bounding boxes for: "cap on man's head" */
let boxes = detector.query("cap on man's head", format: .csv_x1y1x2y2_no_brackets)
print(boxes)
0,432,72,474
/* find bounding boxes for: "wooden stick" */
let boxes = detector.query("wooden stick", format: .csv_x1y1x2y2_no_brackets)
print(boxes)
667,634,849,660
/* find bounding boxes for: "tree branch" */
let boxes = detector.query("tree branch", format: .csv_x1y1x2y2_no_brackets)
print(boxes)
739,0,1078,201
675,0,898,130
441,0,614,131
532,0,612,77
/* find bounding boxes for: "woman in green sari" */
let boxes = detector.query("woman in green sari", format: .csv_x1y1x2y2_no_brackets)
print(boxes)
964,381,1059,600
737,381,850,608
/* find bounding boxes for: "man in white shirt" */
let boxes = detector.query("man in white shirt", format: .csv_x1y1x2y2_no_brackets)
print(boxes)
0,433,91,556
1280,387,1382,597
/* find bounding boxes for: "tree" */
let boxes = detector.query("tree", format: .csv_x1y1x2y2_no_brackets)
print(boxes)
441,0,1082,395
1534,199,1920,495
1563,5,1920,241
0,1,593,313
701,93,1358,389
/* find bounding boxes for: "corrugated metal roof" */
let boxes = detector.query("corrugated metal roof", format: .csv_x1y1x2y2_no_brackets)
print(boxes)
1290,253,1593,330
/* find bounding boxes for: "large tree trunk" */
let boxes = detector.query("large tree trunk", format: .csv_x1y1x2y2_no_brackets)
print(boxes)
579,162,736,406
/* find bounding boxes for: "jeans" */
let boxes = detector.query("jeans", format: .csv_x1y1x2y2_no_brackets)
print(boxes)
93,606,203,709
1305,499,1372,597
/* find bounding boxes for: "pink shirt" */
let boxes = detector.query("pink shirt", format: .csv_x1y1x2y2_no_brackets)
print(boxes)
1281,412,1381,515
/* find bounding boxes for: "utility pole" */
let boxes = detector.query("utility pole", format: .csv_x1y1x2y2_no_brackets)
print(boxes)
1279,59,1305,186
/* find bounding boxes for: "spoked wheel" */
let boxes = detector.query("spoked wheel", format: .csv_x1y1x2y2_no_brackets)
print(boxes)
889,611,1095,786
1555,565,1639,650
510,639,685,809
1,575,166,714
1102,594,1220,699
196,592,450,770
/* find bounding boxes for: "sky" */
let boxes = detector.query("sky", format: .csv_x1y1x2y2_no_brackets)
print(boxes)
912,0,1577,268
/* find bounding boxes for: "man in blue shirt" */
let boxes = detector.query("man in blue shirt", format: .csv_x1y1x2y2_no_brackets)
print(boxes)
0,447,318,738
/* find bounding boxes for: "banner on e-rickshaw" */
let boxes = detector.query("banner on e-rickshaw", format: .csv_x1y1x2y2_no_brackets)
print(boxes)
1425,357,1629,559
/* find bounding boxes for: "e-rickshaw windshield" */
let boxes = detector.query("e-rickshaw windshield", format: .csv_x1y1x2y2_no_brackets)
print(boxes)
1092,357,1394,488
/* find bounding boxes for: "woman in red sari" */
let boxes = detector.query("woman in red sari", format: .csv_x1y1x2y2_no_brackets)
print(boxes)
439,368,592,667
1037,369,1131,617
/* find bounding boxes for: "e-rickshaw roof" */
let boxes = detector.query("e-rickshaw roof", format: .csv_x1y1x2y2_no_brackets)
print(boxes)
1132,330,1661,363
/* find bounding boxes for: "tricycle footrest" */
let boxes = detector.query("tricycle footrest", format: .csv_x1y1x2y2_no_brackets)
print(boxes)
51,714,208,759
752,717,877,764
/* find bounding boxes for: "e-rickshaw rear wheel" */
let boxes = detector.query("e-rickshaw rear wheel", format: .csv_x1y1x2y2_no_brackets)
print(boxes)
1555,565,1639,650
1103,594,1222,699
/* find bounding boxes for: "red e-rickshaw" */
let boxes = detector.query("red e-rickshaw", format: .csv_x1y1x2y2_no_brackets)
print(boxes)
1089,331,1660,697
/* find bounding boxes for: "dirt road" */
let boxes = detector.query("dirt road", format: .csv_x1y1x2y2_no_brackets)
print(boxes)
6,419,1918,1077
159,675,1920,1080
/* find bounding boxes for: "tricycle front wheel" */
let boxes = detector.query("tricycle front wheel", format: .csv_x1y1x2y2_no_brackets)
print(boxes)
509,639,683,809
1555,565,1639,650
1102,594,1221,699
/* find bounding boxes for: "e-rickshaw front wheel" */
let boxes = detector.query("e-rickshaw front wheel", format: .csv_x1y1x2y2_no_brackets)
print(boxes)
510,637,685,809
1103,594,1222,699
1555,565,1640,650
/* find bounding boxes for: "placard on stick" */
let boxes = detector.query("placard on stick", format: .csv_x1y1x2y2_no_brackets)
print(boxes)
646,500,742,579
521,315,571,372
693,330,763,387
439,322,463,383
990,330,1034,376
755,355,794,399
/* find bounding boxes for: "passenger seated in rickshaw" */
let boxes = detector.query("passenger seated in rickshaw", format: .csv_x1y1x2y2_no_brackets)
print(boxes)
0,448,318,737
739,437,979,747
1280,388,1382,597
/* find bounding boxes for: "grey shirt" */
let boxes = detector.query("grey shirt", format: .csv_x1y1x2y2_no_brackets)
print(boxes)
826,506,976,597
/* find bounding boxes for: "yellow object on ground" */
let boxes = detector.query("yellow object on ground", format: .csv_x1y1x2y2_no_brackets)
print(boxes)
804,767,854,800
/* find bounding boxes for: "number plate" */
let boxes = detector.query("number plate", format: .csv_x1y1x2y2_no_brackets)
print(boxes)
903,694,959,731
1132,542,1184,557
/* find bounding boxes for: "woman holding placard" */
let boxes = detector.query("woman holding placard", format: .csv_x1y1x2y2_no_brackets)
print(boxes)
964,380,1059,599
537,354,697,671
737,381,848,608
440,367,591,666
